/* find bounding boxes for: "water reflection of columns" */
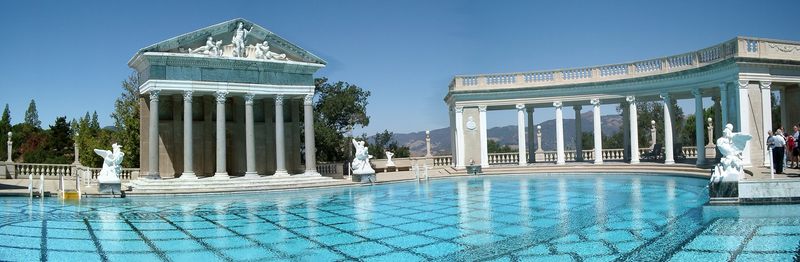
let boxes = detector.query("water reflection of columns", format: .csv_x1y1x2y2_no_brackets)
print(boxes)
666,179,676,220
558,178,569,234
519,179,530,227
594,177,606,226
631,177,643,230
457,180,469,233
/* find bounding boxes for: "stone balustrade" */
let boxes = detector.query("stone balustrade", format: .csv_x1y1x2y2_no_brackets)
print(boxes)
430,146,705,167
450,37,797,91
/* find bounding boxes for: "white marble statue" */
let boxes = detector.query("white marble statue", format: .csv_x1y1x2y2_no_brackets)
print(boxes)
711,123,751,183
188,36,222,56
93,143,125,184
232,22,251,57
351,139,375,175
385,151,395,167
254,41,288,60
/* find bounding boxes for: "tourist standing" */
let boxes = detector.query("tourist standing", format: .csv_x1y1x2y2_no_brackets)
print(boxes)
787,131,796,168
769,130,787,174
793,125,800,168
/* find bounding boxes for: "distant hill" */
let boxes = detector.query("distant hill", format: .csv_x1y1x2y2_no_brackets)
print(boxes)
373,112,623,156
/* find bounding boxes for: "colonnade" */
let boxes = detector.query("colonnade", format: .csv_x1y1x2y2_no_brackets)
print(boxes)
450,80,782,168
145,89,319,179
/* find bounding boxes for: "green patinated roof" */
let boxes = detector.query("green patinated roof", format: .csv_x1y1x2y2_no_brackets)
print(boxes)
133,18,326,65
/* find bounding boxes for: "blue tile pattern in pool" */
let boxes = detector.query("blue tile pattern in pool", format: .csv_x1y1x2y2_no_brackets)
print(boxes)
2,174,800,261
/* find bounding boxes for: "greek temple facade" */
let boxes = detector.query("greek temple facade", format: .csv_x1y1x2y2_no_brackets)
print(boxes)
129,18,326,179
445,37,800,169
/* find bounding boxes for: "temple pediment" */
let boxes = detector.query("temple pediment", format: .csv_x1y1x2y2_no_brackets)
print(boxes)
132,18,326,65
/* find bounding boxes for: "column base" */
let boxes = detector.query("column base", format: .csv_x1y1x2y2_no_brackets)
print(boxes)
180,172,197,179
145,172,161,180
273,170,290,177
630,159,640,164
556,161,565,165
244,172,260,179
302,170,321,177
212,172,229,179
664,160,675,165
594,160,603,164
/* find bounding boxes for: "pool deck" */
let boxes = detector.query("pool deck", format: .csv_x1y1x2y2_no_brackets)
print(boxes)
0,162,715,197
739,165,800,204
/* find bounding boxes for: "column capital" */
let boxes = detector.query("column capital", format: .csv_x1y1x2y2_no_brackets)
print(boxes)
275,94,284,106
516,104,526,110
737,80,749,89
182,90,193,102
244,93,255,105
454,106,464,113
625,96,635,103
552,101,562,108
303,93,314,106
659,92,671,101
759,80,772,90
719,82,728,89
149,89,161,102
590,98,600,105
478,105,487,112
691,88,702,97
573,105,582,111
214,90,228,104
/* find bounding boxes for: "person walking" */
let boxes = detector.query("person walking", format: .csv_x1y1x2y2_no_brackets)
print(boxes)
769,130,787,174
793,125,800,168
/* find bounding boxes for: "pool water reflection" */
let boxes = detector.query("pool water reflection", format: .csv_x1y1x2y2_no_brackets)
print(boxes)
1,174,799,261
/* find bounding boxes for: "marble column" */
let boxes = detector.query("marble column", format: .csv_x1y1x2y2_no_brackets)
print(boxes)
719,82,729,126
147,89,161,179
738,80,752,166
622,102,630,161
479,105,489,167
591,98,603,164
760,81,772,166
455,106,465,168
303,94,320,176
214,90,229,178
527,107,535,163
692,88,705,166
274,95,289,176
574,105,583,161
244,93,259,178
516,104,527,166
661,93,675,165
554,101,565,165
627,96,640,164
779,86,787,129
181,91,197,179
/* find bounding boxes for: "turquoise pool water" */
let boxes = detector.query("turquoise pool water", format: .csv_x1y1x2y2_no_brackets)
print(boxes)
1,174,799,261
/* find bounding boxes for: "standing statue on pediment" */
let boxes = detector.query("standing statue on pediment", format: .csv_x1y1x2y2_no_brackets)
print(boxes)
232,22,251,57
254,41,288,60
189,37,222,56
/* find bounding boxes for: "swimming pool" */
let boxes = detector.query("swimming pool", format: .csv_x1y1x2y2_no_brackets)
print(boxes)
1,174,798,261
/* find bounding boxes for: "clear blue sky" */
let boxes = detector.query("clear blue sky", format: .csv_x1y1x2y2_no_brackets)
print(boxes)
0,0,797,135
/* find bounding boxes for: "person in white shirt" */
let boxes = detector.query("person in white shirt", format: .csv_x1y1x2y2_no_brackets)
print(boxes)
768,130,787,174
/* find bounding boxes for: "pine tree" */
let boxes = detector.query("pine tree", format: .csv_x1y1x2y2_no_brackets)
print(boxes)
24,99,41,128
91,111,100,130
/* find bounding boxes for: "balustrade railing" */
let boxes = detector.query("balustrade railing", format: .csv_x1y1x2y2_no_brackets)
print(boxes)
451,37,799,90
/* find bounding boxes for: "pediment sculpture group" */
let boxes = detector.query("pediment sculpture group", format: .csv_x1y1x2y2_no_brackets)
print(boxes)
188,22,288,61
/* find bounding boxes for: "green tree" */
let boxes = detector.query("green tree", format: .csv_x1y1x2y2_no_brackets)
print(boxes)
0,104,10,158
772,92,781,131
487,139,514,153
619,100,684,148
111,73,141,167
76,112,111,167
24,99,41,129
681,108,714,147
313,77,371,162
41,116,73,164
367,130,411,158
580,131,593,150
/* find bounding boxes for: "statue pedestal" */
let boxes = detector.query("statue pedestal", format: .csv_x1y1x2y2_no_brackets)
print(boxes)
466,165,482,175
99,182,122,195
351,172,376,183
708,166,740,204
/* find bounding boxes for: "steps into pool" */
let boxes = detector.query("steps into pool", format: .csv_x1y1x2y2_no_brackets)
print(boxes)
125,175,345,194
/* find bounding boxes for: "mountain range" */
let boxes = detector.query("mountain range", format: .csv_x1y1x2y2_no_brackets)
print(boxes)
379,112,624,156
